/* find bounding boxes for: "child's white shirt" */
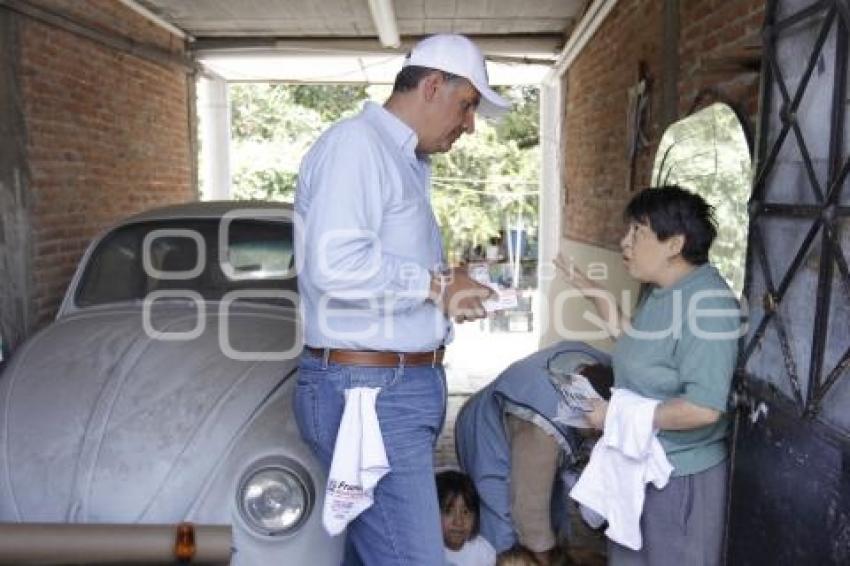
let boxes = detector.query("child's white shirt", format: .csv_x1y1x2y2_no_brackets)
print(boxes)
444,535,497,566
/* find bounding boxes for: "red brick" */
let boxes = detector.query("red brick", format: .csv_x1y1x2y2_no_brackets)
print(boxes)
18,0,194,328
562,0,763,247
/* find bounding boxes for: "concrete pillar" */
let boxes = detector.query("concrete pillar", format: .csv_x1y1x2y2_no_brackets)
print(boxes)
198,75,232,200
537,77,563,346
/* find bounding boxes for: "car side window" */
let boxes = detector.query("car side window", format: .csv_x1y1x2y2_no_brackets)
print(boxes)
75,219,296,308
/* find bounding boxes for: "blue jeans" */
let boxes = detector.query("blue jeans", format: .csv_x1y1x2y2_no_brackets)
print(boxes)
294,352,448,566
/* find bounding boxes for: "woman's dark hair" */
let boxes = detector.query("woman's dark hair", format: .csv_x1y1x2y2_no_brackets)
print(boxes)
392,65,462,93
624,185,717,265
578,363,614,400
436,470,481,536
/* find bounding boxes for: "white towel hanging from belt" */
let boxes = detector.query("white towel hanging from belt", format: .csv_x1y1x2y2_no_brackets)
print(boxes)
322,387,390,536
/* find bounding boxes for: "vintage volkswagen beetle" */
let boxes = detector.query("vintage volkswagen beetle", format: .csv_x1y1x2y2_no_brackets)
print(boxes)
0,201,343,564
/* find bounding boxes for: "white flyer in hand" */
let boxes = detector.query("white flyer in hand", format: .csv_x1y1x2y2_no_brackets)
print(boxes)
484,288,518,312
467,263,519,312
550,372,604,428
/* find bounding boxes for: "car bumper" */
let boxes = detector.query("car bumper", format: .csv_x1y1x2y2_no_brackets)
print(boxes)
0,522,231,565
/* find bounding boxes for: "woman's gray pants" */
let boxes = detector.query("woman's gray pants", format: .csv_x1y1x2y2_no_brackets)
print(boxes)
608,460,728,566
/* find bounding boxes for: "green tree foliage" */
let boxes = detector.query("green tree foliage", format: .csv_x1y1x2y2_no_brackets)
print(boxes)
493,85,540,148
290,84,369,123
652,103,752,295
232,168,298,201
230,83,366,142
431,85,540,264
230,84,321,142
228,81,540,269
228,83,336,202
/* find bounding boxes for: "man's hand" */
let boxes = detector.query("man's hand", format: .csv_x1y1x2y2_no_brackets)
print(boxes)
585,398,608,430
430,268,495,323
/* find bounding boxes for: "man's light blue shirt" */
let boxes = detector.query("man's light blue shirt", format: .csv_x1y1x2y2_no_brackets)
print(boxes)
295,102,450,351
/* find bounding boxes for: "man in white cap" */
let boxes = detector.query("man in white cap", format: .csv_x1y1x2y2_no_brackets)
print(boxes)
294,34,511,564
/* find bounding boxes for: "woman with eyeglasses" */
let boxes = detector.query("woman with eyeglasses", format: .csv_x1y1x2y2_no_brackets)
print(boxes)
555,186,741,566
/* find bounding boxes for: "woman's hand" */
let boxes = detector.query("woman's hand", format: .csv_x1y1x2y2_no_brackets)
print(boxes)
553,252,628,338
585,399,609,430
553,253,592,290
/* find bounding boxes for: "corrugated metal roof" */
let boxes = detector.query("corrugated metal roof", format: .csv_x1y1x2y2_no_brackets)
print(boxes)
134,0,586,82
137,0,585,44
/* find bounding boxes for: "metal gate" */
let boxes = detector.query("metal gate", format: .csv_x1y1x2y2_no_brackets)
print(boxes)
727,0,850,563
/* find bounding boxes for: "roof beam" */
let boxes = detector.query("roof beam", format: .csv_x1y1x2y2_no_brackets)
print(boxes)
367,0,400,48
116,0,190,40
547,0,618,81
191,34,564,58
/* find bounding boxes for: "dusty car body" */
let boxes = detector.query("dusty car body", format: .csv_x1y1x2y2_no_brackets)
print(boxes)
0,201,343,565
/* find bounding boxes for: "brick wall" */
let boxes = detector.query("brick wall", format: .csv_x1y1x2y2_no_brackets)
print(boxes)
679,0,764,118
563,0,764,249
16,0,195,328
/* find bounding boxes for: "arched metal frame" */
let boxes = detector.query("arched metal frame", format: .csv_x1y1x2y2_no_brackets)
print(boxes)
727,1,850,563
741,0,849,420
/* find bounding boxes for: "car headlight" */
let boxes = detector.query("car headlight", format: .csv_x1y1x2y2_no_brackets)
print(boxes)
237,458,314,536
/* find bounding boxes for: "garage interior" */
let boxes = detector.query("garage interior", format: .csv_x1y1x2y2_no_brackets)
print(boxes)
6,1,850,563
0,0,765,358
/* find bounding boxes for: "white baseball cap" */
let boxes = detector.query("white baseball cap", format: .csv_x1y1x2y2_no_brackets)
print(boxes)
402,34,511,119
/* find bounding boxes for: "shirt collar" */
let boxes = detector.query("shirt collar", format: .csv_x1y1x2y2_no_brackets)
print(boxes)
362,101,424,163
650,263,713,297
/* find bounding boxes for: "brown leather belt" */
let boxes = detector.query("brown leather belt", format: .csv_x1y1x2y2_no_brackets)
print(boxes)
305,346,445,368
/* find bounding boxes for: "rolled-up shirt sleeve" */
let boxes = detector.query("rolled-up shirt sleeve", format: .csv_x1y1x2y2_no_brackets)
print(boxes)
299,129,433,314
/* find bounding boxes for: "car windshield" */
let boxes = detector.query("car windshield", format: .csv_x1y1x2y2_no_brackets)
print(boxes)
75,218,297,308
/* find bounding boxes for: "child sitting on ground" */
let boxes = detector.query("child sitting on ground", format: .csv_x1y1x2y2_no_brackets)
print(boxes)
437,470,497,566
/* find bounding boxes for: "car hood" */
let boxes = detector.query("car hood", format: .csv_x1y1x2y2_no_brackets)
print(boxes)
0,303,301,523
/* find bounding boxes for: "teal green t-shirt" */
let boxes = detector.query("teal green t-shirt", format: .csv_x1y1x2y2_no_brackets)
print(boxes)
613,264,741,476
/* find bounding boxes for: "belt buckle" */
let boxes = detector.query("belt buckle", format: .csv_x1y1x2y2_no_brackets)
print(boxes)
431,349,438,367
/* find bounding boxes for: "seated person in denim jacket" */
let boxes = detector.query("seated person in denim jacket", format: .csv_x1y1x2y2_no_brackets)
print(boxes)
455,341,613,565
